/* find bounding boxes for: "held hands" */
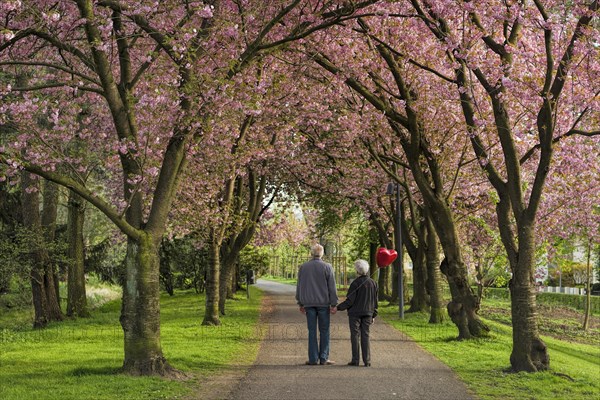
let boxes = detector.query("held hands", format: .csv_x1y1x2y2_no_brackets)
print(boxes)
330,306,337,315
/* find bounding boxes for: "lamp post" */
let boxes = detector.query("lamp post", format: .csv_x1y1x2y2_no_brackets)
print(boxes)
386,182,404,319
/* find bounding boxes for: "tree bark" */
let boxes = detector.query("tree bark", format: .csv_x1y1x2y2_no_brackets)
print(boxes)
369,239,379,280
426,197,487,338
21,172,49,328
583,239,592,330
120,235,177,375
508,222,549,372
218,252,238,315
404,213,427,313
41,181,63,322
203,231,221,325
66,190,89,317
425,213,444,324
407,248,427,313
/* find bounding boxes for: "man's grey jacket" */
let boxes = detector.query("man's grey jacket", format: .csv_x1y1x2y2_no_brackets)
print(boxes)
295,257,338,307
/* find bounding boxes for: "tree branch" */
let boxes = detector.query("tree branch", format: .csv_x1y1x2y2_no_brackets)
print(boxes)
1,159,140,239
0,61,101,86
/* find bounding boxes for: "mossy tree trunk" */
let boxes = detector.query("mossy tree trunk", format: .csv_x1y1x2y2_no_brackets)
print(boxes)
120,235,176,375
204,231,222,326
41,178,63,322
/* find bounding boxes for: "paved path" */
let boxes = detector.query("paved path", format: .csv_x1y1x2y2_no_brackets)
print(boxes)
227,280,475,400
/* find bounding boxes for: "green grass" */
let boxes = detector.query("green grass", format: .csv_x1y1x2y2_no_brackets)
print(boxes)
379,305,600,400
0,287,263,400
260,274,297,285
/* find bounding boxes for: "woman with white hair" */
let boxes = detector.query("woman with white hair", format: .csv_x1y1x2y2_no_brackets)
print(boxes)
336,259,378,367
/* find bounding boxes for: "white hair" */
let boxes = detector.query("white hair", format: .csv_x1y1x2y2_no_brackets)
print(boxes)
354,259,369,276
311,244,324,258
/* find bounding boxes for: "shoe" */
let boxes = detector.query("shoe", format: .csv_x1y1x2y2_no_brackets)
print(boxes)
305,361,318,365
320,359,335,365
364,363,371,367
347,361,359,366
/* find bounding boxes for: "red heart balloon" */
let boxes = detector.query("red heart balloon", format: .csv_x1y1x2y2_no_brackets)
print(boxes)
376,247,398,268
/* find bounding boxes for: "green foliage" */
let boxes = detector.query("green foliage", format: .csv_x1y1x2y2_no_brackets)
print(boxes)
0,276,30,310
0,231,23,293
0,288,263,400
85,237,126,284
481,287,511,300
239,245,270,277
536,292,600,313
492,273,510,288
483,287,600,313
379,307,600,400
159,235,208,294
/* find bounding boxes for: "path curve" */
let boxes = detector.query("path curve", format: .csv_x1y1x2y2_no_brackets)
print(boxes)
228,279,476,400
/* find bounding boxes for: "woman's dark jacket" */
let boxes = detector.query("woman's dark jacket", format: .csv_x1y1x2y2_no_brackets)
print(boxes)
336,275,378,317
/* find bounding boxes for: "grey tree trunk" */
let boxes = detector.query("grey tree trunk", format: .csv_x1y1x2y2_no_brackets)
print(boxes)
66,191,89,317
508,222,548,371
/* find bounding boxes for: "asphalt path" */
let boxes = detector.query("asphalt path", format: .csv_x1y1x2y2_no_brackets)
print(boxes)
227,279,476,400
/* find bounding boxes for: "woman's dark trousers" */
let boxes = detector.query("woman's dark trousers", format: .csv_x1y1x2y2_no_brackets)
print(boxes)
349,315,372,365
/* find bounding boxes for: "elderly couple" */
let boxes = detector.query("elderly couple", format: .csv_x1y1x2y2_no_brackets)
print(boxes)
296,244,378,367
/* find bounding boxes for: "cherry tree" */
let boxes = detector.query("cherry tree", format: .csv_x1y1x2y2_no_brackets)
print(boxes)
0,0,379,375
399,0,599,371
302,18,491,338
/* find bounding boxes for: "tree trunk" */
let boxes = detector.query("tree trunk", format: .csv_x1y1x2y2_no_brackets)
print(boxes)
583,239,592,330
407,247,428,313
425,215,444,324
390,260,399,304
21,172,49,328
203,233,221,325
369,240,379,280
430,202,488,339
41,181,63,321
66,191,89,317
508,223,549,372
218,254,237,315
120,235,177,376
378,261,391,301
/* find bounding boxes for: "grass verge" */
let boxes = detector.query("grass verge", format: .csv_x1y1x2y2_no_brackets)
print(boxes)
379,305,600,400
260,275,297,285
0,287,263,400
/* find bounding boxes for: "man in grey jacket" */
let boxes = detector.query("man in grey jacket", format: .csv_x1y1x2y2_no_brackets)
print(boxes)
296,244,338,365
